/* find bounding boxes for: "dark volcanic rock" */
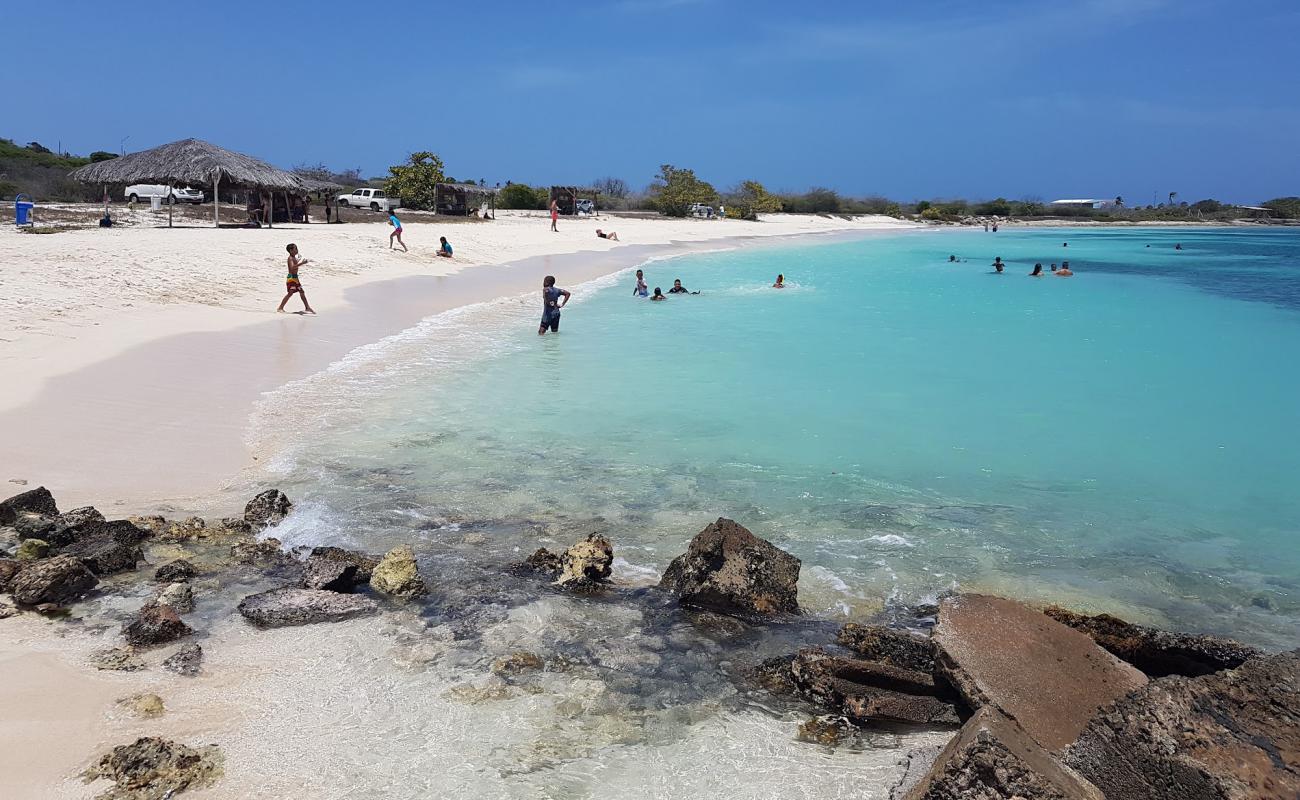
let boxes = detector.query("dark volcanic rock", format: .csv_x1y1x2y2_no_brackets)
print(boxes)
516,547,562,574
0,486,58,525
1044,606,1260,677
933,594,1147,753
0,557,21,588
154,559,197,583
658,518,801,615
58,505,105,528
903,707,1104,800
244,489,292,529
1064,650,1300,800
162,643,204,676
8,554,98,605
238,586,379,628
230,537,284,565
122,600,192,647
300,553,362,592
308,546,379,582
791,647,961,726
797,714,856,746
59,519,147,575
837,623,936,673
81,736,223,798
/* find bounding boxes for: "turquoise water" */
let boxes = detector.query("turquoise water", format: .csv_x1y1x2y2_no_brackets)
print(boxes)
250,227,1300,649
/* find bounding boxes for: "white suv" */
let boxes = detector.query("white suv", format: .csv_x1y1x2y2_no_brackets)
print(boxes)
125,185,204,204
336,187,400,212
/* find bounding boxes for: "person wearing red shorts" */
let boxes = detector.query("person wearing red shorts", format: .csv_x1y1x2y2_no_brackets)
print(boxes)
277,243,316,314
550,197,559,232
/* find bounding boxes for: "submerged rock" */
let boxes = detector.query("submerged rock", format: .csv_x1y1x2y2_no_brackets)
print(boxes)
230,537,284,565
518,547,562,574
369,544,428,599
790,647,961,726
59,520,147,576
153,559,196,583
796,714,856,746
1043,606,1260,677
82,736,223,799
1064,650,1300,800
238,586,379,628
122,600,192,648
658,518,801,615
91,646,145,672
300,553,362,592
162,643,203,677
0,485,58,525
492,651,545,676
837,623,936,673
244,489,292,529
750,653,799,696
933,594,1147,753
119,693,165,719
8,554,98,605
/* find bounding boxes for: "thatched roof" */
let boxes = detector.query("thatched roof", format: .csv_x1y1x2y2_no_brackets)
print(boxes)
438,182,499,195
69,138,304,191
299,177,344,191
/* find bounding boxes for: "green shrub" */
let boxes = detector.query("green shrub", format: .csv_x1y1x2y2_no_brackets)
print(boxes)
383,151,446,210
498,183,548,209
649,164,717,217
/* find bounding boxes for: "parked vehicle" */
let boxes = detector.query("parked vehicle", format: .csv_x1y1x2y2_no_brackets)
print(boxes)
125,184,204,204
575,199,595,214
689,203,715,218
336,188,400,212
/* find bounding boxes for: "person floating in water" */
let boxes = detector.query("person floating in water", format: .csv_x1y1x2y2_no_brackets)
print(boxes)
992,257,1004,271
596,229,619,241
388,211,407,252
667,278,695,294
437,236,453,258
773,274,786,288
1063,242,1069,248
1175,243,1183,250
992,261,1004,274
538,275,570,335
1050,263,1058,272
651,287,667,301
277,243,316,314
948,255,958,262
1030,263,1044,276
632,269,649,297
1056,263,1074,277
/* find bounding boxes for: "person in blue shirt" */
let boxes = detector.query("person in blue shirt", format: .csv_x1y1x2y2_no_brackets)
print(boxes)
539,275,570,335
437,236,453,258
388,212,407,252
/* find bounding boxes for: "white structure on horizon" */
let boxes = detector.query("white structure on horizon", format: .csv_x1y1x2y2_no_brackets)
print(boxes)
1050,198,1116,209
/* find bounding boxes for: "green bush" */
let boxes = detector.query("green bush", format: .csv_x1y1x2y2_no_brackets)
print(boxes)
498,183,548,210
383,151,446,210
725,180,783,220
649,164,717,217
1262,197,1300,219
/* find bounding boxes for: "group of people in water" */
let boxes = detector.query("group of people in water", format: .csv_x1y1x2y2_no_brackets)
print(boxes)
951,247,1075,277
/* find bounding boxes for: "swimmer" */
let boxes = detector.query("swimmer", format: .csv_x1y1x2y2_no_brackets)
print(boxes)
773,274,786,289
1030,263,1044,276
1056,263,1074,276
667,279,691,294
949,255,958,262
651,287,667,301
632,269,649,297
1050,263,1058,272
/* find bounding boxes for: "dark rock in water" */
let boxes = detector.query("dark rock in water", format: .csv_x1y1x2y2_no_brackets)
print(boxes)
0,557,21,588
1043,606,1260,677
154,559,196,583
838,623,937,673
15,537,49,561
91,646,145,672
492,651,544,675
556,533,613,587
791,647,961,726
59,520,147,576
81,736,224,798
155,582,194,613
1064,650,1300,800
122,600,192,647
903,707,1104,800
309,546,379,583
797,714,855,746
12,511,56,539
658,518,801,616
369,544,428,599
244,489,292,529
0,486,58,525
300,553,362,592
162,643,204,677
230,537,284,565
35,602,69,617
238,586,379,628
8,554,98,605
218,516,253,534
750,653,799,696
933,594,1147,753
516,547,562,575
58,506,105,528
126,515,168,535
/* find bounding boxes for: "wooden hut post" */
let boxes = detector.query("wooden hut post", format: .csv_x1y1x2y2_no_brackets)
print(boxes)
213,172,221,227
167,182,174,228
265,192,273,229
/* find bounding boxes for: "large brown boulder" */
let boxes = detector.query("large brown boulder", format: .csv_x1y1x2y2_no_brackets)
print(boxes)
1064,650,1300,800
122,600,193,647
58,519,147,575
7,554,98,605
369,544,428,599
0,486,58,525
1043,606,1259,677
790,647,961,726
238,586,379,627
658,518,801,615
933,594,1147,753
81,737,224,798
837,623,936,673
903,707,1104,800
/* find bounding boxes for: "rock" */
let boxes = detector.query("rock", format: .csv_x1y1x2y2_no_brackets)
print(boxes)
0,597,18,618
555,534,613,589
516,547,562,574
300,553,362,592
119,692,165,719
162,643,203,677
122,600,192,648
12,511,55,539
0,557,21,588
237,586,379,628
308,546,379,582
35,602,69,617
126,514,168,535
155,516,208,542
59,505,105,528
903,707,1104,800
492,651,545,675
0,526,18,555
369,544,428,599
890,745,945,800
59,520,147,575
790,647,961,726
8,554,98,605
156,582,194,613
750,653,799,696
797,714,855,746
153,559,196,583
1064,650,1300,800
0,486,58,525
1043,606,1260,677
217,516,253,534
15,537,49,561
658,518,801,615
838,623,936,673
230,537,284,565
81,737,223,798
91,646,145,672
933,594,1147,753
244,489,292,529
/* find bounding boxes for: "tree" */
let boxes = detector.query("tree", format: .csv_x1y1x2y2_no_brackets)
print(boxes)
1168,191,1177,207
1262,197,1300,219
89,151,118,163
593,176,629,199
292,162,334,181
498,183,548,210
649,164,717,217
25,142,51,154
1190,199,1222,214
973,197,1012,216
384,152,446,210
914,200,932,213
726,180,783,220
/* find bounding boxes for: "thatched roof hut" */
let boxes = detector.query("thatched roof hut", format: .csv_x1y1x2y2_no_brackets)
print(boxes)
68,138,305,227
435,182,499,216
299,177,344,193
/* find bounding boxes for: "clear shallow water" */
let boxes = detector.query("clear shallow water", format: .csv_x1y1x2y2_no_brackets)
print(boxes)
234,226,1300,796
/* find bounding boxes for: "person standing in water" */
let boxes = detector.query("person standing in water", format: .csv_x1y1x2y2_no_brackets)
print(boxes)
651,287,667,301
550,196,559,233
277,243,316,314
992,257,1004,271
632,269,649,297
389,211,407,252
1030,263,1044,276
538,275,570,335
773,274,786,288
1056,263,1074,276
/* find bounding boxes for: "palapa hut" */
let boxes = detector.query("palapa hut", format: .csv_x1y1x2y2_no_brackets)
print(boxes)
68,138,305,228
434,182,498,216
549,186,600,216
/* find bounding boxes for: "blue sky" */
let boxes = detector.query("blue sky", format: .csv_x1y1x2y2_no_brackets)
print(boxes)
12,0,1299,203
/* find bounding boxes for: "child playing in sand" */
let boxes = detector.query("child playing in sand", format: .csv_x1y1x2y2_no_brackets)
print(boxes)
437,236,453,258
389,211,407,252
277,243,316,314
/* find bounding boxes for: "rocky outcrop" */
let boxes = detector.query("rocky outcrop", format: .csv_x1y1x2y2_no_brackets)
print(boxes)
369,545,428,599
658,518,801,615
90,646,145,672
81,737,223,798
244,489,291,529
8,554,98,605
153,559,196,583
300,553,363,592
308,546,379,583
933,594,1147,753
555,534,613,590
230,537,284,565
790,647,961,726
837,623,937,672
162,643,203,677
1064,650,1300,800
0,557,21,587
1043,606,1260,677
58,505,105,529
517,547,562,574
122,600,192,648
0,486,58,525
59,520,147,576
238,586,379,628
903,707,1104,800
155,582,194,613
797,714,856,746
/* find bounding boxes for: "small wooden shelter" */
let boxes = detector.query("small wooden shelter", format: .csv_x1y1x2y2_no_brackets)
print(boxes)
434,182,498,216
549,186,600,215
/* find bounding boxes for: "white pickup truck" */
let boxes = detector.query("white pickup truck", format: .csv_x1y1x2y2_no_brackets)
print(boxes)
335,187,400,212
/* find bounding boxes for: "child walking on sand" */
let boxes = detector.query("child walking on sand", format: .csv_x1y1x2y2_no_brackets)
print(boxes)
389,211,407,252
277,243,316,314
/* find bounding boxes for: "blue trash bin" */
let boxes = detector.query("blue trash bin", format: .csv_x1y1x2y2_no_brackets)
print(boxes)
15,194,34,226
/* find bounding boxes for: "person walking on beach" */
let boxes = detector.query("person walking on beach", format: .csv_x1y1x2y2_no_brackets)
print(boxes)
550,197,559,232
539,275,570,335
632,269,649,297
389,211,407,252
277,243,316,314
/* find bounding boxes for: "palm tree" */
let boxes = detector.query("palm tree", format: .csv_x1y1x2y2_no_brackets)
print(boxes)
1168,191,1178,207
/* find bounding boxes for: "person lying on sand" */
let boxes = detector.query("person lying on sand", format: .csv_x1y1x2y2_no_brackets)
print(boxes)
539,275,570,335
596,229,619,241
277,243,316,314
651,287,667,301
773,274,786,288
437,236,453,258
389,212,407,252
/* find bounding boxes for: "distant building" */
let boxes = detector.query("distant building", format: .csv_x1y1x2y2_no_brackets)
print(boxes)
1050,198,1115,210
